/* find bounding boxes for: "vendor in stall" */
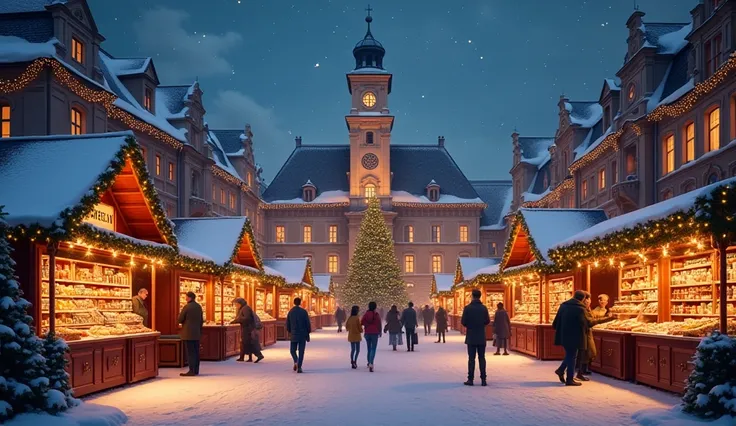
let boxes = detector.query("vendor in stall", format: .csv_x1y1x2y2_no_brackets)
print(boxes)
132,288,149,327
591,294,611,320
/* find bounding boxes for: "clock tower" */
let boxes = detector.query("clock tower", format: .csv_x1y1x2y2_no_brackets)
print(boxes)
346,7,394,208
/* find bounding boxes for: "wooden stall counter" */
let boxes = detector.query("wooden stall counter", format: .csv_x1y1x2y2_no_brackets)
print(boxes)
538,324,564,361
309,315,317,332
633,333,699,394
509,322,539,358
590,329,634,380
261,320,277,347
200,325,242,361
275,319,289,341
320,314,333,328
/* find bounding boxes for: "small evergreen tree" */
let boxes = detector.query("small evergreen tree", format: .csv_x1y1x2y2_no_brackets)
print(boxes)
682,331,736,419
43,332,78,412
339,198,408,310
0,207,52,421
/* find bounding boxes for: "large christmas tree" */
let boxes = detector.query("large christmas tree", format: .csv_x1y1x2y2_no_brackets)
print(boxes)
339,198,408,311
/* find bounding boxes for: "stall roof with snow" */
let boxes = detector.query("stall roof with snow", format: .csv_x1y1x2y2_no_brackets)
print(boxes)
431,274,454,295
313,274,333,294
262,258,314,287
171,217,262,270
455,257,501,284
0,132,177,248
501,208,608,270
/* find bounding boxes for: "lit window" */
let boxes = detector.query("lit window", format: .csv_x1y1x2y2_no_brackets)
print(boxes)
328,255,339,273
405,225,414,243
684,122,695,162
1,104,9,138
246,172,252,186
432,255,442,273
245,208,250,219
598,168,606,190
431,225,441,243
303,225,312,243
364,183,376,198
404,255,415,273
366,132,374,145
220,189,225,204
144,88,152,111
362,92,376,108
71,37,84,64
328,225,338,243
459,225,468,242
582,179,588,199
627,83,636,102
664,135,675,174
155,155,161,176
70,107,84,135
490,242,498,256
275,226,285,243
168,162,174,181
229,193,236,209
708,108,720,151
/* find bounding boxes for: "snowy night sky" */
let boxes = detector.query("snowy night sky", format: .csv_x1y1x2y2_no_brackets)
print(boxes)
88,0,694,183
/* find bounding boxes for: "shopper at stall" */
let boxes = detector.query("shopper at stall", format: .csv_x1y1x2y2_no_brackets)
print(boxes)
422,305,435,336
384,305,403,351
345,305,362,369
286,297,311,373
178,291,204,377
361,301,382,372
492,302,511,356
132,288,149,327
335,306,347,333
576,292,614,381
461,289,491,386
552,290,590,386
591,294,611,320
401,302,419,352
435,306,448,343
231,298,264,363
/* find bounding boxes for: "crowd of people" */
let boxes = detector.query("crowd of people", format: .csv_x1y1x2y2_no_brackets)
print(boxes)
171,287,613,387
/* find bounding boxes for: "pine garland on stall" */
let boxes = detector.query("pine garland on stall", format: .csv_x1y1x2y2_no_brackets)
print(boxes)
0,208,52,421
43,332,79,412
682,331,736,419
339,198,408,311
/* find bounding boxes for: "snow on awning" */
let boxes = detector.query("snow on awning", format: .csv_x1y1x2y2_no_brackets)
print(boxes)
457,257,500,283
431,274,454,294
172,217,262,269
466,263,501,283
263,258,313,286
313,274,332,293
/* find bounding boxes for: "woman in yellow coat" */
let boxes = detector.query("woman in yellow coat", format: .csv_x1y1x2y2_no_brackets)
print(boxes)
345,305,363,369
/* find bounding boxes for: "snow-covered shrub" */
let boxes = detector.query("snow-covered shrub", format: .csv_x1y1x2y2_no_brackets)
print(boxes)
682,331,736,419
43,332,78,412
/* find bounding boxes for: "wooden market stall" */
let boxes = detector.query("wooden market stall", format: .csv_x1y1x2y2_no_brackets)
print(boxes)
452,257,504,337
548,179,736,393
500,208,607,360
263,258,316,340
156,216,269,366
430,273,454,328
313,274,336,327
0,132,167,397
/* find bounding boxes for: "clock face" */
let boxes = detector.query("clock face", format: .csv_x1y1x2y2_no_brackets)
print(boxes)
362,92,377,108
361,153,379,170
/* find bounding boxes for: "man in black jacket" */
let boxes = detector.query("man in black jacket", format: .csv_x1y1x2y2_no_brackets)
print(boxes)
461,289,491,386
552,290,591,386
400,302,418,352
178,291,204,376
286,297,311,373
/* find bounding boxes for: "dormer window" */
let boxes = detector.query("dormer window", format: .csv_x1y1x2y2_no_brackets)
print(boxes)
144,88,153,112
426,180,440,202
366,131,374,145
603,105,611,129
302,180,316,202
71,37,84,64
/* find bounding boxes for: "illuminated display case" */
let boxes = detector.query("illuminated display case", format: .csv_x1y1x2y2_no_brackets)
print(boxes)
512,280,540,324
179,277,207,319
546,277,573,323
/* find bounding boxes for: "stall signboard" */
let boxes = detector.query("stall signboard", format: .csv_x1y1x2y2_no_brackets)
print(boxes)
83,203,115,231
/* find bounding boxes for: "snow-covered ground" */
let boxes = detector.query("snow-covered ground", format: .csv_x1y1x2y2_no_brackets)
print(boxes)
85,328,690,426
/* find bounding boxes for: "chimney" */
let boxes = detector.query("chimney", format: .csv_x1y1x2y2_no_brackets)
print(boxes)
438,136,445,147
295,136,302,147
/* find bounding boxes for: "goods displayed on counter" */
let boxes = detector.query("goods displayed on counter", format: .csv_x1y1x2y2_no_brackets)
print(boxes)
258,311,274,320
266,292,273,315
547,278,573,323
309,310,317,316
485,292,504,317
42,282,130,298
179,278,207,314
511,313,539,323
512,281,540,322
594,317,736,337
42,298,132,312
279,294,290,318
610,301,657,316
446,299,454,314
42,257,129,285
670,255,712,286
214,282,237,324
256,290,266,314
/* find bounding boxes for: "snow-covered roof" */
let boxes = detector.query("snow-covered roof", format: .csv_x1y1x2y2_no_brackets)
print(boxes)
517,137,554,167
565,101,603,128
0,35,56,63
516,208,608,262
472,180,513,229
262,258,310,285
391,191,484,205
103,56,151,78
206,130,242,179
466,264,501,282
0,132,135,228
554,176,736,250
156,84,194,120
0,0,64,14
604,79,620,91
171,217,249,266
313,274,332,293
459,258,501,282
651,22,692,55
432,274,454,293
268,190,349,205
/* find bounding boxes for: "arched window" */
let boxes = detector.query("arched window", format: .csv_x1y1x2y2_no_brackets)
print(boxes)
365,131,374,145
364,183,376,198
71,107,84,135
428,188,440,201
1,103,10,138
246,172,253,187
303,187,315,202
707,107,721,151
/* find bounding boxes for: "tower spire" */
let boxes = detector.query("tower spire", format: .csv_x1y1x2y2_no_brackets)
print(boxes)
352,5,385,70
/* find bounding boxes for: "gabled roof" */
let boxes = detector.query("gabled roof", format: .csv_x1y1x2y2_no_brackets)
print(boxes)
456,257,501,283
502,208,608,268
206,130,242,179
471,180,513,229
261,144,480,203
641,22,691,54
263,258,314,286
572,117,606,162
431,274,454,294
211,130,248,155
172,217,261,269
313,274,332,293
565,101,603,128
518,137,554,165
156,84,194,119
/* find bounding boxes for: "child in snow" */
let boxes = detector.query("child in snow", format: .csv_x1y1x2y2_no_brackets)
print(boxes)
345,305,363,369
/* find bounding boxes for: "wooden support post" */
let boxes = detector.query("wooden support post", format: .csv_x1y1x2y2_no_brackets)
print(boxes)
151,264,156,331
718,243,728,335
47,241,59,334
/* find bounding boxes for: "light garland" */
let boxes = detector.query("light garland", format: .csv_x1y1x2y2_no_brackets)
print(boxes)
568,123,641,174
523,177,575,208
392,201,487,209
211,165,249,192
260,202,350,210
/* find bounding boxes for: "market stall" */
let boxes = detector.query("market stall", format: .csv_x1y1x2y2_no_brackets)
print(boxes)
451,258,502,335
314,274,336,327
430,274,454,329
548,179,736,393
462,259,507,340
498,208,607,360
263,258,316,340
0,132,168,397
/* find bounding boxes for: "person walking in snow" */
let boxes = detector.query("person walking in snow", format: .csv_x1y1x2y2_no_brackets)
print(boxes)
345,305,362,369
401,302,419,352
462,289,491,386
335,306,346,333
286,297,311,373
435,306,448,343
492,302,511,356
552,290,590,386
384,305,403,351
231,298,264,363
361,301,382,372
178,291,204,376
422,304,435,336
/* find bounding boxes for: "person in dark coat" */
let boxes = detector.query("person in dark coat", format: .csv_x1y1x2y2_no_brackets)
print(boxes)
435,306,448,343
178,291,204,376
461,289,491,386
492,302,511,356
231,298,263,363
422,305,435,336
286,297,311,373
335,306,347,333
552,290,591,386
400,302,419,352
576,292,614,381
384,305,403,351
132,288,149,327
